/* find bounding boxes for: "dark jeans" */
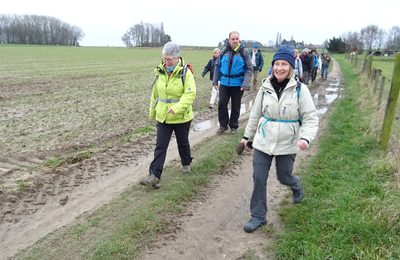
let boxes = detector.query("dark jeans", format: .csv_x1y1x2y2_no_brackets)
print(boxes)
250,149,300,220
149,121,192,179
218,86,243,129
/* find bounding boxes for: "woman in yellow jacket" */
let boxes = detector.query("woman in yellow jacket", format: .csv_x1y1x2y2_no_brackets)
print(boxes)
140,42,196,188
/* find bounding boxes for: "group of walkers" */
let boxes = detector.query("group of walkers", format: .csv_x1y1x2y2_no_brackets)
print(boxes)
298,48,331,84
140,31,319,233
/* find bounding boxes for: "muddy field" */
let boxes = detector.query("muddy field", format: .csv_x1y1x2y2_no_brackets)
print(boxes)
0,46,343,258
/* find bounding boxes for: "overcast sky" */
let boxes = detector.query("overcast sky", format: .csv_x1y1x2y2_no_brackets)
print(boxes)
2,0,399,47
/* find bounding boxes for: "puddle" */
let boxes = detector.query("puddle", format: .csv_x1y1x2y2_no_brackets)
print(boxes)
326,94,338,104
326,87,338,92
193,120,214,131
192,99,254,132
317,107,328,115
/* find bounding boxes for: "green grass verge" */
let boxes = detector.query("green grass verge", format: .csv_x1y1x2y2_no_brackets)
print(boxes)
15,131,243,259
272,55,400,258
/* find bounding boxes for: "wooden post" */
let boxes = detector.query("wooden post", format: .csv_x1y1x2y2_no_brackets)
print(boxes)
362,53,369,74
379,53,400,151
355,55,358,68
377,76,386,110
373,69,382,91
367,54,373,79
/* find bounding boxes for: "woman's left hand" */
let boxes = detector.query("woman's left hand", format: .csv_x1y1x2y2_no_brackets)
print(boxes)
297,139,309,150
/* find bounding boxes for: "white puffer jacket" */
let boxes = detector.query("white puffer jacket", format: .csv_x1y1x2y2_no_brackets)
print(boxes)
244,76,318,155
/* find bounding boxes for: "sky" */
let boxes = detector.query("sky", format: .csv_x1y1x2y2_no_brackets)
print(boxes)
2,0,399,47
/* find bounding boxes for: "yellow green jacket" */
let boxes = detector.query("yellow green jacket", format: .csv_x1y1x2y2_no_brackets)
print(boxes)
149,58,196,124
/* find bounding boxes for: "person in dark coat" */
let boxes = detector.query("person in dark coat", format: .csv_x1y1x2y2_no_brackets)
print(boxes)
202,48,220,109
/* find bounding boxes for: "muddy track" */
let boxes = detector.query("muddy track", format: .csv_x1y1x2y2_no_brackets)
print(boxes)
0,61,343,259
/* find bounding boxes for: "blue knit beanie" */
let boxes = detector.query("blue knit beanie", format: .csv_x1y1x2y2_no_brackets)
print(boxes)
272,45,295,68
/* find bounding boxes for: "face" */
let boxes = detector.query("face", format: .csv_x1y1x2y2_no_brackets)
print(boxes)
273,60,291,82
229,32,240,49
163,55,179,67
213,50,220,58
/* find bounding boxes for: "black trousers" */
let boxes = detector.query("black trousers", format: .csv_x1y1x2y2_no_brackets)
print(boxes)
218,86,243,129
149,121,192,179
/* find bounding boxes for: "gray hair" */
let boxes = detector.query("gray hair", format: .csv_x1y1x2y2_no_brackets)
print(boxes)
162,42,180,57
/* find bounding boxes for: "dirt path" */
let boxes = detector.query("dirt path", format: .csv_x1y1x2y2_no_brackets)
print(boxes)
0,61,343,259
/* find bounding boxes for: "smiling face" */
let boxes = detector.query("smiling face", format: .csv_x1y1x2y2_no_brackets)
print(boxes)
273,60,291,82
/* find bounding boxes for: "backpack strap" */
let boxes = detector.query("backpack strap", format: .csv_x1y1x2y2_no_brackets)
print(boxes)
296,80,302,126
181,64,189,86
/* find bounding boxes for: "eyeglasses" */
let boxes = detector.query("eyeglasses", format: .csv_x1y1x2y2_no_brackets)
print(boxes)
163,56,177,63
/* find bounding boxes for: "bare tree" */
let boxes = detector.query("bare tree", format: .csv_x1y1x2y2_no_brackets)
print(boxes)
343,31,363,53
386,26,400,51
360,24,381,51
0,14,84,45
122,21,170,47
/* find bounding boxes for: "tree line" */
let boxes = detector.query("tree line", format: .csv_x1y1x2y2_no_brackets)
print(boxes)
0,14,84,46
121,22,171,47
326,24,400,54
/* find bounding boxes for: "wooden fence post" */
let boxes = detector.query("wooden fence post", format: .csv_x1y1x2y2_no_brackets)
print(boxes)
367,54,373,79
379,53,400,151
377,76,386,110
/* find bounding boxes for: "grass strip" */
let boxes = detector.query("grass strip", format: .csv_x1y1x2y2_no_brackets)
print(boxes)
273,56,400,259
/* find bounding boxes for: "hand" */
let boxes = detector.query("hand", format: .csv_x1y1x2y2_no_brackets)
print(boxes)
297,139,309,150
236,139,248,155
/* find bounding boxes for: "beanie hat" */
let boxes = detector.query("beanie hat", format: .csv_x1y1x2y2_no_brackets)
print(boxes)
252,43,259,48
272,45,295,68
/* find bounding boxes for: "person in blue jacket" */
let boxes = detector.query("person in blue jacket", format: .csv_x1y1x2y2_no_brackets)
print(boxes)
212,31,253,135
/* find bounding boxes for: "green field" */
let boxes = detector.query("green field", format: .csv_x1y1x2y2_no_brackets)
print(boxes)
0,45,272,159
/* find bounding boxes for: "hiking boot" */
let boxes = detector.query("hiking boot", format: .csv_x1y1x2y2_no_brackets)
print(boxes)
217,127,227,135
292,188,304,204
231,128,238,135
140,174,160,189
182,165,191,174
243,218,267,233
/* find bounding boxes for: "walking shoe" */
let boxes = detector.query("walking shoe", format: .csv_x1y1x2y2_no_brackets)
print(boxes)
243,218,267,233
140,174,160,189
231,128,238,135
217,127,227,135
182,165,191,174
292,188,304,204
209,104,214,109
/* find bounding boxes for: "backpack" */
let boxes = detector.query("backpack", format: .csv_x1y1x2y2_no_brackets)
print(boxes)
180,63,195,86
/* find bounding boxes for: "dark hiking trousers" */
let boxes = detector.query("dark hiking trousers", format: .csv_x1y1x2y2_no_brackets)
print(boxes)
149,121,192,179
218,86,243,129
250,149,301,220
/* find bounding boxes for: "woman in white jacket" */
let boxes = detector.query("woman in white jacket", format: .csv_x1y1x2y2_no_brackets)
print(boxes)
240,45,319,233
